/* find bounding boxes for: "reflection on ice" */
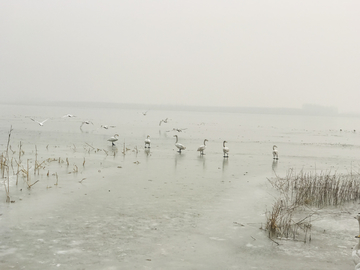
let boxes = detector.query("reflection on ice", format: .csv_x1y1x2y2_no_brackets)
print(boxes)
272,159,278,172
222,158,228,172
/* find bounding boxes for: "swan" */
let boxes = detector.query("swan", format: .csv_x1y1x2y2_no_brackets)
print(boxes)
145,135,151,148
272,145,279,160
142,111,148,116
223,141,229,158
108,134,119,146
353,214,360,269
30,118,48,126
197,139,208,155
174,135,186,153
159,118,168,126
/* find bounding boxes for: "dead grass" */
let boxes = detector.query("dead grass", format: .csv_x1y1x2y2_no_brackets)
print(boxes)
266,169,360,242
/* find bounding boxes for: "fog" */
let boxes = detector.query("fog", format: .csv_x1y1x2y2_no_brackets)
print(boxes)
1,1,359,113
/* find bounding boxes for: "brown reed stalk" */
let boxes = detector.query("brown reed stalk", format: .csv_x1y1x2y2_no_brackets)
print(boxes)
16,141,22,185
4,126,13,202
266,169,360,241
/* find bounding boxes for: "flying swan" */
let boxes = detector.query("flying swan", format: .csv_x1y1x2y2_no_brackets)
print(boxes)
30,118,48,126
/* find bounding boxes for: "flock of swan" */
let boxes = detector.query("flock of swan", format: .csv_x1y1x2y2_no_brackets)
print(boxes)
28,113,283,159
106,132,279,159
109,133,232,158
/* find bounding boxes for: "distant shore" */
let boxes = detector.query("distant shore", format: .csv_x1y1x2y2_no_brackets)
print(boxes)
1,101,359,117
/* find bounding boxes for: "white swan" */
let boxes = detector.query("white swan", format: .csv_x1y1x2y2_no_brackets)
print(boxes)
108,134,119,146
197,139,208,155
223,141,229,158
272,145,279,160
145,135,151,148
174,135,186,153
353,214,360,269
30,118,48,126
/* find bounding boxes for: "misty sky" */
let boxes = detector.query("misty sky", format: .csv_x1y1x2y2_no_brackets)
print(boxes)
1,1,359,113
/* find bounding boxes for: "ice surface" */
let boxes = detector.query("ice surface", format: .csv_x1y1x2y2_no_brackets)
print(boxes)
0,103,359,269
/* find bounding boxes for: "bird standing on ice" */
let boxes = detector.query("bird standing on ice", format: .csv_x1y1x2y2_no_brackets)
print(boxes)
174,135,186,153
223,141,229,158
30,118,48,126
197,139,208,155
108,134,119,146
145,135,151,148
272,145,279,160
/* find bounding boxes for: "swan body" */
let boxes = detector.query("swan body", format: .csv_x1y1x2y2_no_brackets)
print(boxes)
272,145,279,160
108,134,119,146
174,135,186,153
197,139,208,155
30,118,48,126
223,141,229,158
145,135,151,148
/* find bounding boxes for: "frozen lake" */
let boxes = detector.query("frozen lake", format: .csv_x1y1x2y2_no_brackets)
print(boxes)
0,103,360,269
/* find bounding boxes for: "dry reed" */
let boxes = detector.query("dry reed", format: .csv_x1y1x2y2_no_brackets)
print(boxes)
266,169,360,242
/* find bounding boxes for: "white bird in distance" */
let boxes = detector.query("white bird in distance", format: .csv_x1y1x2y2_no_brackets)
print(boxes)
223,141,229,158
108,134,119,146
145,135,151,148
30,118,48,126
197,139,208,155
272,145,279,160
62,114,76,118
174,135,186,153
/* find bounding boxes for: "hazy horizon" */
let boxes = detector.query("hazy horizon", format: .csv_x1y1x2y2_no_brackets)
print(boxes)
1,1,359,113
